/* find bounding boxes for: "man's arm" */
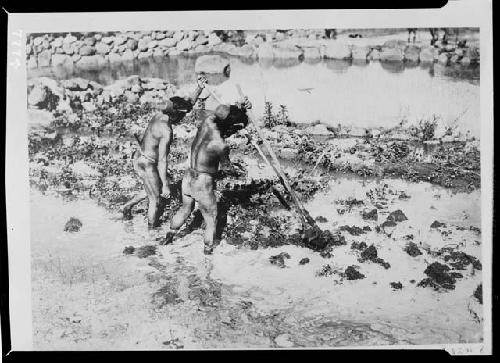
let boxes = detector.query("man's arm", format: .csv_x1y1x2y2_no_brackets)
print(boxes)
158,126,172,198
187,74,207,105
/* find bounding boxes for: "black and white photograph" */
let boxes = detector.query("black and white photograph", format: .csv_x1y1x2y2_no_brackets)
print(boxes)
4,2,493,353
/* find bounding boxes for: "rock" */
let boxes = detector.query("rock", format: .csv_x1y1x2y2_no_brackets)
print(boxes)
460,56,471,66
158,37,178,48
28,86,48,107
51,37,63,48
173,30,185,42
176,38,193,51
362,208,378,221
379,47,404,62
351,46,369,60
194,54,230,74
113,35,126,46
369,49,380,61
257,43,274,59
404,45,420,62
126,38,138,51
94,33,102,41
63,34,77,44
208,32,222,46
95,42,110,55
155,32,166,40
27,109,54,130
437,53,449,65
404,242,422,257
37,50,52,67
272,45,303,60
323,43,351,59
84,37,96,46
79,45,96,56
62,78,89,91
147,40,159,49
419,47,436,63
383,39,407,49
62,42,75,55
51,54,73,67
33,37,44,46
101,36,115,44
304,124,332,135
130,84,143,93
275,334,294,348
64,217,82,232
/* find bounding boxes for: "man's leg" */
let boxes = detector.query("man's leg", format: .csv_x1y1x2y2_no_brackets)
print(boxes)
121,190,147,218
163,192,195,245
143,164,163,228
198,190,218,255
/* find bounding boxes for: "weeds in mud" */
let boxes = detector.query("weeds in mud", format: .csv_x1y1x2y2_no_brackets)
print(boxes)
408,115,439,141
262,101,291,128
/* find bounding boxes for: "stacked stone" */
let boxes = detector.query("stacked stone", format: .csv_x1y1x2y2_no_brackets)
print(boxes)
26,30,480,69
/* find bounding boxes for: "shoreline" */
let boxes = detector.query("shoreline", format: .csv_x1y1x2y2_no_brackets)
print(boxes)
27,29,480,71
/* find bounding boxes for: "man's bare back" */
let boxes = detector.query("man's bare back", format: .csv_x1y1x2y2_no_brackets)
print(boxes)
120,75,207,227
164,100,252,254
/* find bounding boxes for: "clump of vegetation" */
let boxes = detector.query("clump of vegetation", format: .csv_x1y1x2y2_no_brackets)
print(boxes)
409,115,440,141
262,101,291,128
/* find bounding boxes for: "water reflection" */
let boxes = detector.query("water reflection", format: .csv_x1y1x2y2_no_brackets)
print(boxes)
27,54,481,137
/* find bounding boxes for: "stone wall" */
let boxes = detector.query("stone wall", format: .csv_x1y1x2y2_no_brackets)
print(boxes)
26,29,480,70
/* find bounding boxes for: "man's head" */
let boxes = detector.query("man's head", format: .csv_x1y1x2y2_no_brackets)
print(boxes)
214,104,248,138
162,96,193,124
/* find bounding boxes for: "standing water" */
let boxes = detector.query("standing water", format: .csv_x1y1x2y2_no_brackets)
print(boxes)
28,56,480,137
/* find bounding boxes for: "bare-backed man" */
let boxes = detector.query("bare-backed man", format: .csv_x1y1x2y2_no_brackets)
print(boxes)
120,75,207,228
163,97,252,254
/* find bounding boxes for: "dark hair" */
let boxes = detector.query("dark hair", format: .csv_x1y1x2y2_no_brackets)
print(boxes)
166,96,193,123
214,105,248,137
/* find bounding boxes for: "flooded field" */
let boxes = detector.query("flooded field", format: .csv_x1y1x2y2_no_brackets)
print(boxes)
31,169,483,349
27,39,483,349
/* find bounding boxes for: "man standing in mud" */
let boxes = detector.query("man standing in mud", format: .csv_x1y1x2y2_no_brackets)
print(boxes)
119,74,208,228
163,96,252,254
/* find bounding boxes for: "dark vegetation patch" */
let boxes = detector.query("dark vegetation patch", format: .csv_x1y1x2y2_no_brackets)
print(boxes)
473,284,482,304
358,244,391,269
417,262,463,290
136,245,157,258
64,217,82,232
299,258,310,265
123,246,135,255
404,242,423,257
269,252,291,268
343,265,365,280
390,282,403,290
